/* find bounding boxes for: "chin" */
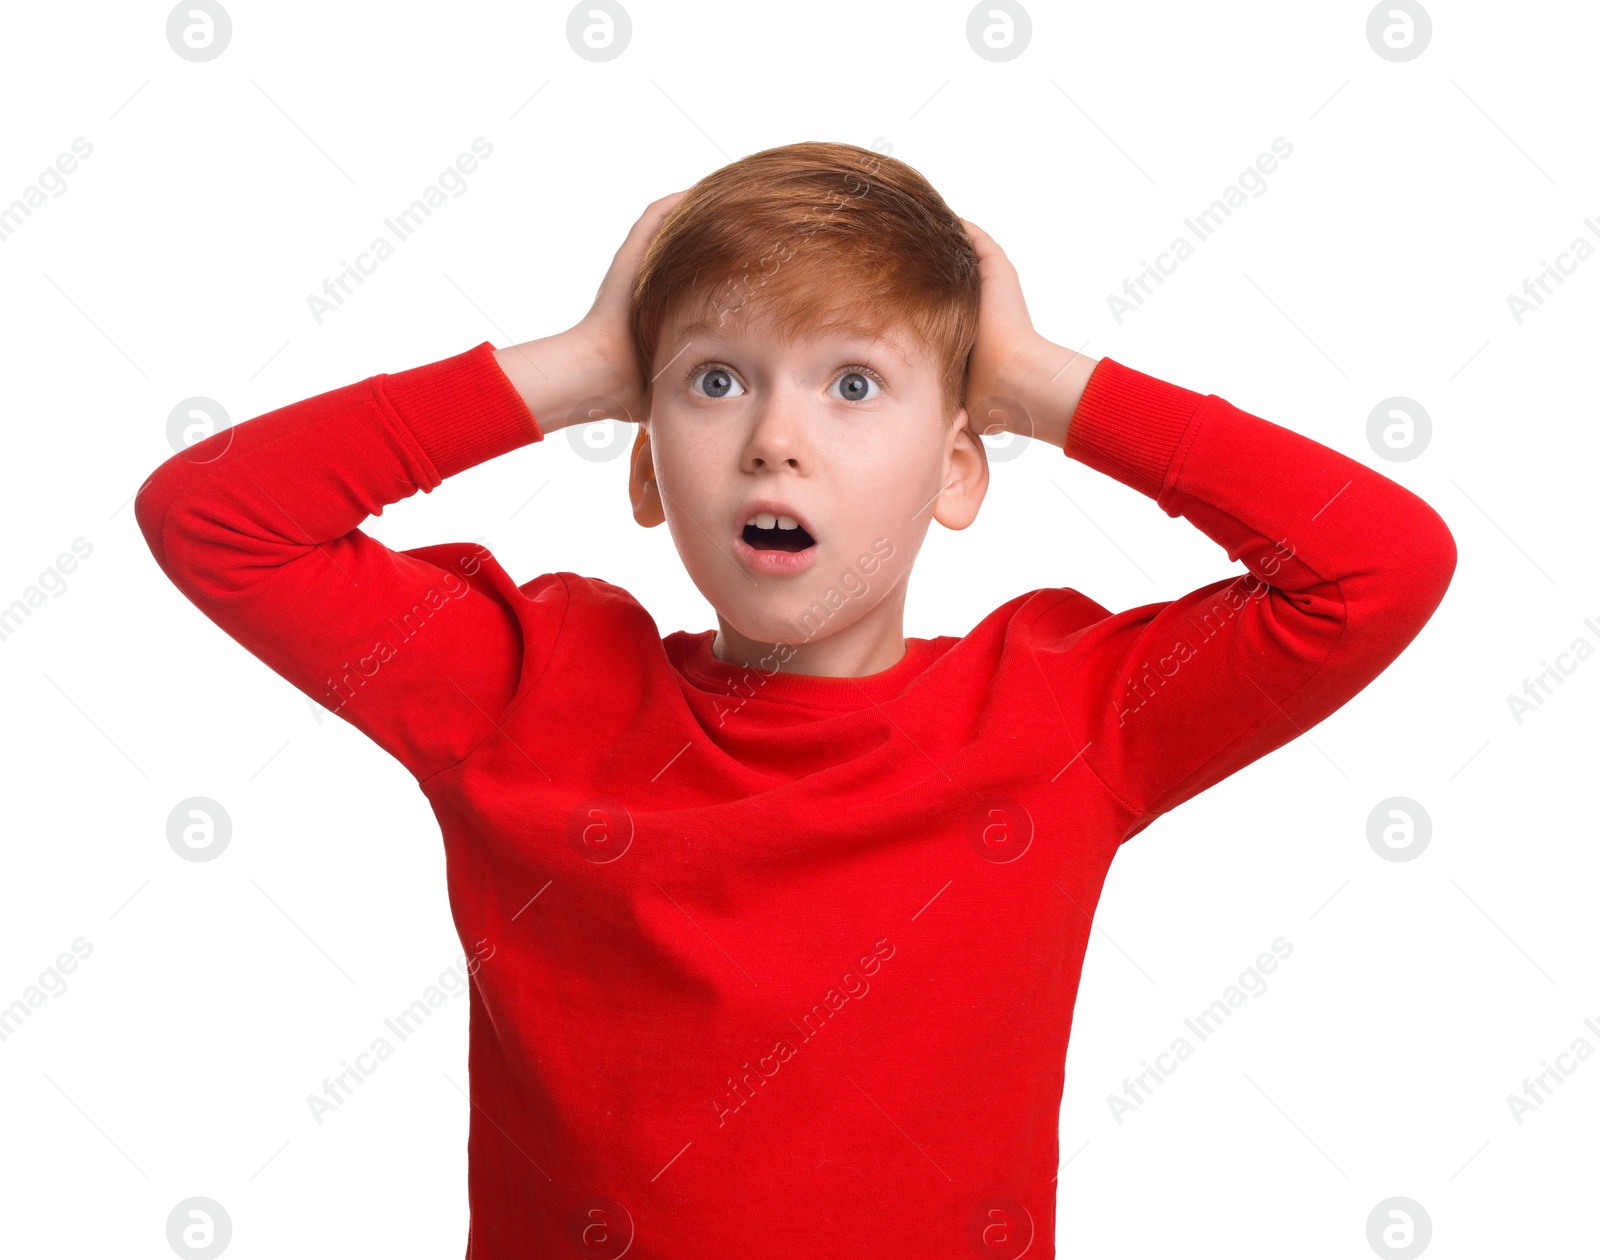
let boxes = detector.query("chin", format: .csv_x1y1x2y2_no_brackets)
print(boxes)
717,591,843,650
721,603,809,648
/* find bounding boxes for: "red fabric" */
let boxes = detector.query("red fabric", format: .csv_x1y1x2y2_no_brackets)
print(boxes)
135,341,1456,1258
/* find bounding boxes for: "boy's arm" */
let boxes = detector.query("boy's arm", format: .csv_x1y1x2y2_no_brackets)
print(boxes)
1023,350,1457,838
133,334,607,783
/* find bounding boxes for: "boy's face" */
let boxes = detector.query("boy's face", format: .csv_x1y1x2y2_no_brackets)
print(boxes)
631,305,988,662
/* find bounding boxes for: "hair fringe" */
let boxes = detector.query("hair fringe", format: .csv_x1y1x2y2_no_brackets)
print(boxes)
629,141,981,426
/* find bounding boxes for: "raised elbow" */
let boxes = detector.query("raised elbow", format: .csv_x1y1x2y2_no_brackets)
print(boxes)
133,458,177,570
1402,501,1457,616
1359,498,1456,653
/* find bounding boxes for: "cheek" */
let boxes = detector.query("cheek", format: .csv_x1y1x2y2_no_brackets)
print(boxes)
834,459,921,541
658,433,721,486
652,437,727,537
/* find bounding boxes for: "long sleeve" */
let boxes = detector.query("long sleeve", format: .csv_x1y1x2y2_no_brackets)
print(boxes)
134,340,568,783
1030,357,1457,840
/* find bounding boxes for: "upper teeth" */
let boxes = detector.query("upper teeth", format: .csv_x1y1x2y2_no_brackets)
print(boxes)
752,513,800,529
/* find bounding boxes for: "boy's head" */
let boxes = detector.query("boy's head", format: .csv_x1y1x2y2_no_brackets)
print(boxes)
625,141,990,668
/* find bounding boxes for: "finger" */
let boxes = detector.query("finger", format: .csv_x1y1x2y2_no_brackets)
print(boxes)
611,192,687,268
959,218,1005,264
966,225,1016,278
642,189,689,226
619,192,686,250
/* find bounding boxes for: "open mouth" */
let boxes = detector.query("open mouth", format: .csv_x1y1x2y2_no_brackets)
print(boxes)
741,513,816,553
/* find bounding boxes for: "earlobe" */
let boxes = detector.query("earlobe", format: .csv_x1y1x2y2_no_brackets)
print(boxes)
629,428,665,527
932,407,989,532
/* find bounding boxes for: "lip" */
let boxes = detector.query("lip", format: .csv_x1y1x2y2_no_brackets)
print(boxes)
734,532,819,575
734,497,819,575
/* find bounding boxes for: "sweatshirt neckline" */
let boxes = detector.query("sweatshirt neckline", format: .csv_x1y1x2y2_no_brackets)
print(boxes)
676,630,943,711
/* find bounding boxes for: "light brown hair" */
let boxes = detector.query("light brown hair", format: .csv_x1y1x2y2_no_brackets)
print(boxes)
629,141,980,426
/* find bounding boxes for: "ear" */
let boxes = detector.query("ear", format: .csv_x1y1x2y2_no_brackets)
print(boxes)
629,424,665,528
931,405,990,532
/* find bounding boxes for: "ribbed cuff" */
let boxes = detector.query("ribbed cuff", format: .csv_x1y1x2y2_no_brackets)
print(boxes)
1062,357,1209,503
375,340,544,481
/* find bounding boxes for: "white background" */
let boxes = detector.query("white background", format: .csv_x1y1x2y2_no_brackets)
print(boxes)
1,1,1595,1256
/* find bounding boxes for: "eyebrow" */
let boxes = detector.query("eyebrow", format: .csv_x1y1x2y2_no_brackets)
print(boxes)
671,313,729,339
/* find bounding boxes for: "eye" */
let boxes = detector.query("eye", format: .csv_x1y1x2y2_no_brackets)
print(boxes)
831,365,885,403
686,364,745,399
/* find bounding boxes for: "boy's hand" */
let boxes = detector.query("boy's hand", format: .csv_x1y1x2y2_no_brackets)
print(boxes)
493,190,687,432
571,190,688,422
961,218,1097,449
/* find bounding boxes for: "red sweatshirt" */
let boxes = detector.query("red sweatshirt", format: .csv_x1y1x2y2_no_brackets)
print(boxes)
134,341,1455,1258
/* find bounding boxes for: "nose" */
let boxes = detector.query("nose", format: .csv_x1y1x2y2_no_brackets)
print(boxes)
741,381,810,471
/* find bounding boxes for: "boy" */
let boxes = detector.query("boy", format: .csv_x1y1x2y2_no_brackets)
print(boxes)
135,141,1456,1258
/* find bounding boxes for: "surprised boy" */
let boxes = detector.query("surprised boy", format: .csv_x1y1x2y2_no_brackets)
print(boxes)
135,140,1457,1258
